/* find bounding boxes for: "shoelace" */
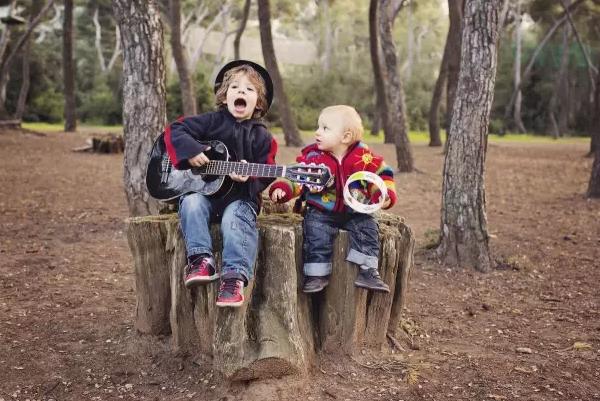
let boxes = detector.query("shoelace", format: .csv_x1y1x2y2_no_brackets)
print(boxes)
365,269,381,279
186,258,210,274
220,279,240,295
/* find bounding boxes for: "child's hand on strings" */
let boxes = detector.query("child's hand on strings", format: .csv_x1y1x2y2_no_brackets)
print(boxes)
230,160,249,183
270,188,286,202
188,147,211,167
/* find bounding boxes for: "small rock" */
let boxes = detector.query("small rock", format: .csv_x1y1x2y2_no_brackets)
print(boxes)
516,347,532,354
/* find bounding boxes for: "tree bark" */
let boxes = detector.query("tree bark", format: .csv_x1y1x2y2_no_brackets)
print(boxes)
513,0,526,133
233,0,251,60
428,20,450,147
557,22,570,136
589,54,600,157
126,212,414,380
63,0,77,132
368,0,392,143
257,0,303,146
169,0,197,116
437,0,502,272
0,1,16,70
444,0,464,150
587,54,600,196
14,40,30,120
112,0,166,216
0,0,54,118
379,0,414,172
548,22,571,138
588,138,600,197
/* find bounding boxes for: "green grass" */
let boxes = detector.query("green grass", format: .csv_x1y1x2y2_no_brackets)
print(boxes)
23,122,123,134
271,127,589,145
26,122,588,145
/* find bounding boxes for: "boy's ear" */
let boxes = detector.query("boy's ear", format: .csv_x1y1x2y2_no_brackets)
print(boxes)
342,130,353,144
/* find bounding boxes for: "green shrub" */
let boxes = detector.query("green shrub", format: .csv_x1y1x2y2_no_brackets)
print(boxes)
29,88,64,123
166,69,215,121
79,81,122,125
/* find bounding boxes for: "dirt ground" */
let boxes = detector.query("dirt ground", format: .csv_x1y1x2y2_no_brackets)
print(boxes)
1,128,599,401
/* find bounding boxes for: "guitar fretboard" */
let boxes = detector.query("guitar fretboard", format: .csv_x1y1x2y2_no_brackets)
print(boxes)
197,160,285,178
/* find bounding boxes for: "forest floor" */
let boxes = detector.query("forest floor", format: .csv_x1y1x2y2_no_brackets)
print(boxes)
0,128,599,401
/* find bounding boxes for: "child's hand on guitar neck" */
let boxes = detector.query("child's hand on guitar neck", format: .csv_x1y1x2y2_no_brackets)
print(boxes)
230,160,249,183
188,147,211,167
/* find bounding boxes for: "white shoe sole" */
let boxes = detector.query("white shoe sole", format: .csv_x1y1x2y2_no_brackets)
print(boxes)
215,299,244,307
184,274,219,287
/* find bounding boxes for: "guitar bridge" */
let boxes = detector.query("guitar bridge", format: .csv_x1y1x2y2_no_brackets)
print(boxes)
160,156,172,184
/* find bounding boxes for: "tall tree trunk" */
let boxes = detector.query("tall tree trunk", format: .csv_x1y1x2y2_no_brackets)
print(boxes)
444,0,464,150
548,22,571,138
319,0,333,72
428,19,451,147
63,0,77,132
169,0,197,116
589,54,600,157
404,0,414,82
437,0,502,272
368,0,392,143
557,21,570,135
0,1,16,68
0,0,54,118
14,40,31,120
379,0,414,172
513,0,526,133
233,0,251,60
112,0,166,216
369,0,394,143
588,96,600,195
257,0,303,146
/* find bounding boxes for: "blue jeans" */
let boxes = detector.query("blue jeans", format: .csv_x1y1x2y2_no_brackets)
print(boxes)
179,193,258,283
302,207,379,277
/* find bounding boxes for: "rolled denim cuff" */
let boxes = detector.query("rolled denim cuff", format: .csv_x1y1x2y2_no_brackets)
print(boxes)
221,269,249,285
346,248,378,270
304,262,332,277
187,247,213,258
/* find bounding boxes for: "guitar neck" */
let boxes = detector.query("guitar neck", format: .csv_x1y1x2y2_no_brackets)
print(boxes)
199,160,285,178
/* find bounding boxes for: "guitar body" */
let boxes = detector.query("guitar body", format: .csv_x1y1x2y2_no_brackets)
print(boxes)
146,134,332,202
146,135,234,202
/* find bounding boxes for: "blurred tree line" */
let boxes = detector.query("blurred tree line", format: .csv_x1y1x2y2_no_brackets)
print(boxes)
1,0,599,138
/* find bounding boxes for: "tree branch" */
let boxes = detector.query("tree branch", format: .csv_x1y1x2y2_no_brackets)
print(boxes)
107,25,121,72
504,0,584,123
93,7,107,71
558,0,597,100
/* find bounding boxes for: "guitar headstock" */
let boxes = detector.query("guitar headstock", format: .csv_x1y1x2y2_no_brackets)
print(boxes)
285,163,332,190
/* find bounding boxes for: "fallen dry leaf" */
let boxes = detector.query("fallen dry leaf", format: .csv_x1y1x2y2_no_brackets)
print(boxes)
572,342,592,350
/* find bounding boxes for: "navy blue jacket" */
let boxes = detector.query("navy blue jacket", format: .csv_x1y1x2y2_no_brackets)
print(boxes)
164,108,278,211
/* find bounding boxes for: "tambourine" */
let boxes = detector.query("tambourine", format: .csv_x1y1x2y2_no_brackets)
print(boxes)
343,171,387,214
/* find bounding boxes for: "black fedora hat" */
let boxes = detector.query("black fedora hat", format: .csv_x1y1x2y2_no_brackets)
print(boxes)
214,60,274,113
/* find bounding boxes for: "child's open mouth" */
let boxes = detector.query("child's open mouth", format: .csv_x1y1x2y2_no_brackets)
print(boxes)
234,98,247,113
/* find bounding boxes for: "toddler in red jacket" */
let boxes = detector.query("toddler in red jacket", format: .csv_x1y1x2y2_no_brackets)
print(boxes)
270,105,396,293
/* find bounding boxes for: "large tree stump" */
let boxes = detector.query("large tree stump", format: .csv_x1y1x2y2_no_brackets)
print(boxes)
126,211,414,380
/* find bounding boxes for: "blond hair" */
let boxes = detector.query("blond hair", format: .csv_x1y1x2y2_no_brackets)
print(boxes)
321,105,364,143
214,65,268,118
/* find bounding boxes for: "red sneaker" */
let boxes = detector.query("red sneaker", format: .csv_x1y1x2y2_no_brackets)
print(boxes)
184,256,218,288
216,278,245,307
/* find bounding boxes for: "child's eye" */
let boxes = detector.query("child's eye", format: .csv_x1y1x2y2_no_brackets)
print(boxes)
247,87,255,92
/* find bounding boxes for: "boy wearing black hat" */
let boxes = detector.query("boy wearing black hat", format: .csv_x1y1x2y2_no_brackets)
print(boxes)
164,60,277,307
